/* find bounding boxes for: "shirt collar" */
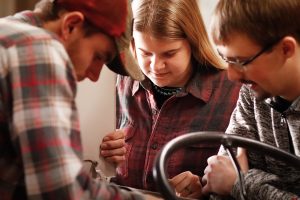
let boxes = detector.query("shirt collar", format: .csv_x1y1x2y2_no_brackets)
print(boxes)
184,70,213,102
131,78,150,96
264,95,300,113
288,96,300,112
131,68,220,103
10,11,44,28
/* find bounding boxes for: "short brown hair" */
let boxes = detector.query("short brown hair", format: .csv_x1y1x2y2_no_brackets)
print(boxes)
34,0,99,36
211,0,300,47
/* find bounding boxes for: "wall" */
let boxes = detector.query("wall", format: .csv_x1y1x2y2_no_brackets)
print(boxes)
0,1,15,17
76,68,116,176
0,0,38,17
199,0,218,28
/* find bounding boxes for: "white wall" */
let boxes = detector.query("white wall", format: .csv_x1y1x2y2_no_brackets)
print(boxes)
76,67,116,176
199,0,218,29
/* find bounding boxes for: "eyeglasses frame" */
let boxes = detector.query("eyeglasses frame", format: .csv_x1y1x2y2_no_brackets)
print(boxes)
217,38,282,68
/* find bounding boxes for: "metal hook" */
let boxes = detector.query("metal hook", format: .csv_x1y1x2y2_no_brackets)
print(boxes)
84,159,100,179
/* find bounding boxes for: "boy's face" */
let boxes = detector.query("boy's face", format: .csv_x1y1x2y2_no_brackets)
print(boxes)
215,33,293,101
58,12,117,82
66,31,116,82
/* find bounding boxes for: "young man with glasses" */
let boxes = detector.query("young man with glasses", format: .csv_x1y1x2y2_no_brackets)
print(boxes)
201,0,300,199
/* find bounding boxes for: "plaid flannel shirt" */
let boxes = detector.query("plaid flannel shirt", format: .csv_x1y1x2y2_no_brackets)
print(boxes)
114,67,241,190
0,11,143,200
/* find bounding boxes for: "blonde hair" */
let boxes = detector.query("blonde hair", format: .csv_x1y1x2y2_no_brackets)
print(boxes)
132,0,225,69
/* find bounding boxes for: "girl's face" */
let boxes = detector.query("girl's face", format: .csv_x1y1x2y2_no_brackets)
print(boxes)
133,31,193,87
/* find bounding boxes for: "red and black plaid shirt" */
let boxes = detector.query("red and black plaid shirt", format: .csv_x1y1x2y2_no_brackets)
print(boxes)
114,68,241,191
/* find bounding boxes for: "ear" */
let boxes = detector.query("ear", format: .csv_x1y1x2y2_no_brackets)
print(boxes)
281,36,297,58
130,38,137,59
60,12,85,41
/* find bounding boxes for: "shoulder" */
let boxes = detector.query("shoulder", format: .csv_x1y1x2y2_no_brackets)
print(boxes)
236,85,273,116
0,17,60,49
117,75,136,87
196,67,241,91
0,17,68,64
116,75,137,94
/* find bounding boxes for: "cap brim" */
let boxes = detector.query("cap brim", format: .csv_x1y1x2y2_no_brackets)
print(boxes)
106,0,144,81
106,48,144,81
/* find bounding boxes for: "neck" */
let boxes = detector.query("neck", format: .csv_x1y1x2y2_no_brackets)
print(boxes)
281,64,300,101
33,10,64,40
152,83,182,96
281,49,300,101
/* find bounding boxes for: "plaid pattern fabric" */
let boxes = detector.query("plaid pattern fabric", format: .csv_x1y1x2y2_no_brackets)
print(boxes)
114,68,241,190
0,11,143,200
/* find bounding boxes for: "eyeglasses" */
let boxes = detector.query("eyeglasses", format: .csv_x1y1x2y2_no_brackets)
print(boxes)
217,39,282,68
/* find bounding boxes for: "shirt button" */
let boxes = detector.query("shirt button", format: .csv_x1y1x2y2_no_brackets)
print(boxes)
152,109,157,115
151,143,158,150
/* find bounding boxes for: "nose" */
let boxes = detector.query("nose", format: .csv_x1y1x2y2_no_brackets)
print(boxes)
86,62,104,82
150,55,165,71
227,64,244,82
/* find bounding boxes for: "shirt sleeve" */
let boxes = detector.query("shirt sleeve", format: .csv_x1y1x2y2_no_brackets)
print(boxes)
231,169,300,200
11,37,144,200
225,86,300,200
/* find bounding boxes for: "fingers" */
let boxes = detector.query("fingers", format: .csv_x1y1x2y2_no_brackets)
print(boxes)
100,147,126,157
99,130,126,165
237,148,249,172
169,171,188,186
100,130,125,150
202,155,222,194
100,139,125,150
202,165,212,195
202,155,240,195
100,147,126,165
102,130,125,143
206,155,218,165
169,171,202,199
186,175,203,198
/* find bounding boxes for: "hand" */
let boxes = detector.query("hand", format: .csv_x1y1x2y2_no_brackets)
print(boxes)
237,148,249,173
99,130,126,165
169,171,203,199
202,149,248,196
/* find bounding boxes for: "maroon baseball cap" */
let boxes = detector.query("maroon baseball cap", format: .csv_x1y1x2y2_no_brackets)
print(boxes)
54,0,144,81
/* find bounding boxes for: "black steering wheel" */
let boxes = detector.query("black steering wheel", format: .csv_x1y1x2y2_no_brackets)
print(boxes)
153,131,300,200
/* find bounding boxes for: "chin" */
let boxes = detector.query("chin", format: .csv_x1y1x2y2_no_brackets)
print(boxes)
150,79,165,87
251,89,272,101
